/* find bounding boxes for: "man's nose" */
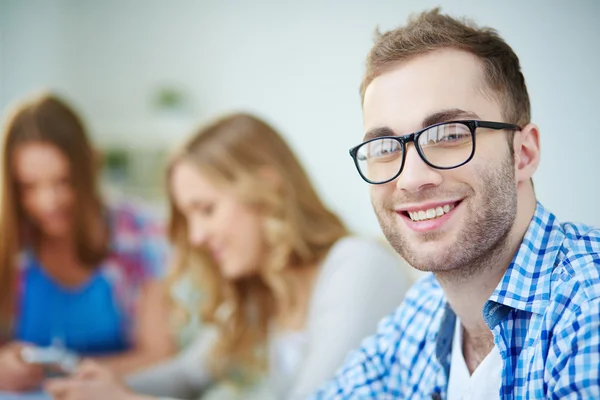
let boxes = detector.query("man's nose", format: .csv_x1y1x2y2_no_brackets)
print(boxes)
394,145,443,193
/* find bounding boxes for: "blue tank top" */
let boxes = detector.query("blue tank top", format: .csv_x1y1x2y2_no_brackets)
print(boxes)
14,255,129,356
11,203,168,356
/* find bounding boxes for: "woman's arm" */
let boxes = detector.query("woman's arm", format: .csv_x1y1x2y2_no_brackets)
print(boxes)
0,342,44,392
95,280,175,375
45,360,159,400
287,237,413,399
124,328,217,399
46,329,217,400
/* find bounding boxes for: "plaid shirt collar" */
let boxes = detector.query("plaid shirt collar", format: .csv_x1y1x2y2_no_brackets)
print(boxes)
488,201,562,316
437,202,562,372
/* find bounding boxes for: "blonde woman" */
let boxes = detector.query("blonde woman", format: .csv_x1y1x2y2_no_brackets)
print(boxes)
46,113,412,400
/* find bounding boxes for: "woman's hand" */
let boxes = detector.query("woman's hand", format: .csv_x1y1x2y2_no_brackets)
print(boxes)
0,342,44,392
44,360,151,400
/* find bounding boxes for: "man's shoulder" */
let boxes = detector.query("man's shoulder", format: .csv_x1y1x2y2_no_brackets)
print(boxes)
531,222,600,396
403,273,445,306
554,221,600,302
560,220,600,250
559,221,600,261
385,273,446,339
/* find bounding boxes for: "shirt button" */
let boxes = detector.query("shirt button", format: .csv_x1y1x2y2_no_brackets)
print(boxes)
431,393,442,400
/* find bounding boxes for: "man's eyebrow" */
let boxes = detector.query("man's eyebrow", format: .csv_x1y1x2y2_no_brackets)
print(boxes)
422,109,480,128
363,126,396,141
362,109,481,141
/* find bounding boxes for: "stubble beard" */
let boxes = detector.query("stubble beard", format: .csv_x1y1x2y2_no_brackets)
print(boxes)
374,156,518,280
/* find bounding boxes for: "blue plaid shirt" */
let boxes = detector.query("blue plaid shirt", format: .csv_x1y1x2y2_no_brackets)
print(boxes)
313,203,600,399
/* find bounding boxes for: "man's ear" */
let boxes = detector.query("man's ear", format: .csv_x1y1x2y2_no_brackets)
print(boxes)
513,123,541,185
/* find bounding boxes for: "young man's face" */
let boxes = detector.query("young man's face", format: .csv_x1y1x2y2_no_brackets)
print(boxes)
364,49,519,273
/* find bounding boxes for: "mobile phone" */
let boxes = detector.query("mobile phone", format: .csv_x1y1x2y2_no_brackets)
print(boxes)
20,345,80,374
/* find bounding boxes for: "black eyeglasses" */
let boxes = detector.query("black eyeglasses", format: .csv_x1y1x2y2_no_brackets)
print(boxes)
349,120,521,184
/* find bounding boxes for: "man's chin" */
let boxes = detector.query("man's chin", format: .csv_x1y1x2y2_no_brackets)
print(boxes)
397,245,459,272
408,261,458,274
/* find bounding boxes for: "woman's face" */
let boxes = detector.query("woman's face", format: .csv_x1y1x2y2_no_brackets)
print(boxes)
170,161,266,280
13,142,76,238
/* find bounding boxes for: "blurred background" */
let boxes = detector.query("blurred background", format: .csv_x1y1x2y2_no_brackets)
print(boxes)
1,0,599,234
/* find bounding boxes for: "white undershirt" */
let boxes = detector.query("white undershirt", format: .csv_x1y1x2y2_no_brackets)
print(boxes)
447,318,502,400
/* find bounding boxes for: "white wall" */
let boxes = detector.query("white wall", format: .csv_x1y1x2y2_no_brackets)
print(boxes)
1,0,599,235
0,0,73,110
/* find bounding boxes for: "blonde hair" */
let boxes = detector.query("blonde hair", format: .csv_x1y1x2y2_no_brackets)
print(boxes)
0,93,108,335
361,8,531,127
165,113,348,377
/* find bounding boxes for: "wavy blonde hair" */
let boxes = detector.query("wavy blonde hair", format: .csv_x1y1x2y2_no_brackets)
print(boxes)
165,113,348,377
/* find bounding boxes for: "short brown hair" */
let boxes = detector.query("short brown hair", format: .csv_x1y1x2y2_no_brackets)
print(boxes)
360,8,531,127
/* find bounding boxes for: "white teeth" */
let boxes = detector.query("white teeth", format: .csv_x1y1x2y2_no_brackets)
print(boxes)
408,203,456,222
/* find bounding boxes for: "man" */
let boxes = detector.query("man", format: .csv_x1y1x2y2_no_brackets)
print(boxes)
314,8,600,399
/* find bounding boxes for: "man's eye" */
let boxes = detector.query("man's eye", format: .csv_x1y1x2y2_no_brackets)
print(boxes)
374,147,400,158
441,134,462,141
371,140,401,157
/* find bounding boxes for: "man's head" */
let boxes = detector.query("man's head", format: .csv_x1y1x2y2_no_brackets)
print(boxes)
360,8,530,128
358,9,541,275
